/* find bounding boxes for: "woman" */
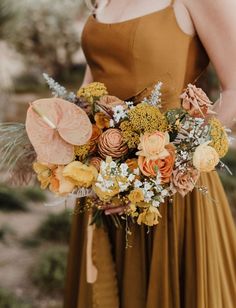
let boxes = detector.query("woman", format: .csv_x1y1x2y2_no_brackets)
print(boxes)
64,0,236,307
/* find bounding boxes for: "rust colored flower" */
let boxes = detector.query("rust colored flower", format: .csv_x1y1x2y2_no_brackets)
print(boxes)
172,167,200,197
180,84,215,118
138,144,175,183
125,158,139,172
90,124,102,142
94,112,110,129
98,128,128,159
89,157,102,171
97,95,127,117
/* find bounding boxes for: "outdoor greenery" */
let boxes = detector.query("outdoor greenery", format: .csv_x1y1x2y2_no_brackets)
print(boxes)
6,0,84,79
31,246,68,293
0,184,46,211
35,210,72,243
0,288,32,308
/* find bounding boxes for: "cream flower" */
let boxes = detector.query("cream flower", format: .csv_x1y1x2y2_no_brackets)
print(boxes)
193,142,220,172
136,131,170,160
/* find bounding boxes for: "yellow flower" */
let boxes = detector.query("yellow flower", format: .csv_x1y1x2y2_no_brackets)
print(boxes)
63,161,98,188
33,161,56,189
77,82,108,104
193,141,219,172
74,144,91,160
94,112,110,129
49,166,75,196
120,120,140,149
128,102,168,133
209,117,229,158
128,189,144,204
137,206,162,226
92,183,120,202
136,131,170,160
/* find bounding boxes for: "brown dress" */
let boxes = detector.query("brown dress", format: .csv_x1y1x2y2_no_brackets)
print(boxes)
64,2,236,307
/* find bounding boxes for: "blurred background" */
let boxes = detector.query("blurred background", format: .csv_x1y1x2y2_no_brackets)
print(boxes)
0,0,235,307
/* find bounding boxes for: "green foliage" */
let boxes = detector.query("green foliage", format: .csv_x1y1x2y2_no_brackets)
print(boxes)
0,224,15,243
7,0,83,78
36,210,72,243
31,246,68,293
0,185,27,211
21,186,46,202
0,288,32,308
0,184,47,211
0,0,14,39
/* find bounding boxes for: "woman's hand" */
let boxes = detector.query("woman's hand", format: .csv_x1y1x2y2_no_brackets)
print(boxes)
99,203,128,215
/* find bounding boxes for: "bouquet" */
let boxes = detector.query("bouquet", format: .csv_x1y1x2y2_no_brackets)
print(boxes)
0,75,231,229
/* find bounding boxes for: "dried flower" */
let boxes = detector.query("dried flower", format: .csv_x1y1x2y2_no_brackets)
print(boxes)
208,117,229,158
98,128,128,159
94,112,111,129
137,206,162,226
128,103,168,133
97,95,127,116
172,167,200,197
89,157,102,171
120,120,140,149
180,84,215,118
77,82,108,104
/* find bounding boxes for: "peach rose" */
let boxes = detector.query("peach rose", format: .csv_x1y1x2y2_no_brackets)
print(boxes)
49,166,75,195
137,131,170,160
193,142,220,172
180,84,216,118
172,168,200,197
138,144,175,183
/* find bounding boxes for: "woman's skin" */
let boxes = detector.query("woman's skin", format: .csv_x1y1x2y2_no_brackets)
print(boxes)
81,0,236,214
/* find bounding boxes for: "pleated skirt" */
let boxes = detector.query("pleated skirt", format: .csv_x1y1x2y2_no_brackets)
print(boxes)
64,171,236,308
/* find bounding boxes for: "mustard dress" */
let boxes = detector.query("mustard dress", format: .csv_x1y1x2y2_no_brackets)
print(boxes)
64,2,236,307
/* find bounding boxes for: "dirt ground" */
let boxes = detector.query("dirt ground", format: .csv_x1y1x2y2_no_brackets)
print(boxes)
0,198,69,308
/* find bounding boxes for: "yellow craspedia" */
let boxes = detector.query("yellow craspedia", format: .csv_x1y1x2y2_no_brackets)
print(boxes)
209,117,229,158
128,102,168,133
77,82,108,104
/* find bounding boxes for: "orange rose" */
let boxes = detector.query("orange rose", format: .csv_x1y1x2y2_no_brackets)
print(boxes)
137,131,170,160
138,144,175,183
95,112,110,129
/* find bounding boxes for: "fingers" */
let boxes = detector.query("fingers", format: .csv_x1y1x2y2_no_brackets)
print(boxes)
105,206,126,215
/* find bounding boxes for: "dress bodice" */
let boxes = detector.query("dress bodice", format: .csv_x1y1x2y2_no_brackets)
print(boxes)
81,4,209,110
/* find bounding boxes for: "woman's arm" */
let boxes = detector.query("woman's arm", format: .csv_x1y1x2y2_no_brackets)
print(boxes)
81,64,94,87
185,0,236,128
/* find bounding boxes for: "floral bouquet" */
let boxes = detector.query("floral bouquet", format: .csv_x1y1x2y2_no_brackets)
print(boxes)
0,75,230,228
